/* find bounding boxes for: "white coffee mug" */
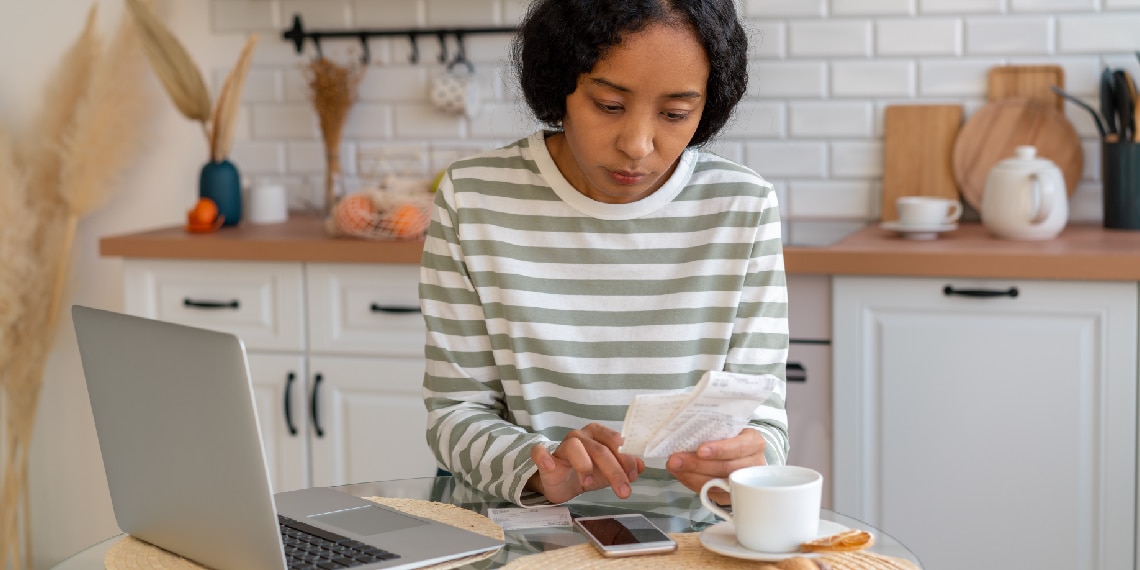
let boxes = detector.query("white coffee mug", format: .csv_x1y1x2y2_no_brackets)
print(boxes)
247,183,288,224
699,465,822,553
429,62,480,118
896,196,962,226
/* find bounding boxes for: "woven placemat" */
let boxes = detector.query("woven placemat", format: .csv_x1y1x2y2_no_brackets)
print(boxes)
499,533,919,570
104,497,504,570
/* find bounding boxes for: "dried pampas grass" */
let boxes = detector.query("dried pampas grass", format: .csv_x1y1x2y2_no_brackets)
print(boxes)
124,0,210,126
0,130,32,380
210,34,259,163
126,0,257,163
61,5,151,217
0,5,153,569
20,3,101,235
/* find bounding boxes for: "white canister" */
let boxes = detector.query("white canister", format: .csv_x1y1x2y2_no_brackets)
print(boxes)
247,183,289,224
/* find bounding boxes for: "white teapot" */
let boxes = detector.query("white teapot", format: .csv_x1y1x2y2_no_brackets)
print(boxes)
981,145,1068,240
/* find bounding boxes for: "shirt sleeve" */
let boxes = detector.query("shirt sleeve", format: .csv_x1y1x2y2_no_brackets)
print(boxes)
724,186,790,466
418,175,554,506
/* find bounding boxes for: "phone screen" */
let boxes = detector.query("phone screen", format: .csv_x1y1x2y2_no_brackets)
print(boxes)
576,515,671,546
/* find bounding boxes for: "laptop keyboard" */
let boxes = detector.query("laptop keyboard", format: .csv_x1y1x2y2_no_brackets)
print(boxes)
278,515,400,569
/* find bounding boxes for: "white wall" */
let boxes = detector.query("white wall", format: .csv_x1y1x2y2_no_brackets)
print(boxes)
7,0,1140,567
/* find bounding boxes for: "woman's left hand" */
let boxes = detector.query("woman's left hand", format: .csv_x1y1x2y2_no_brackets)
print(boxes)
665,428,766,504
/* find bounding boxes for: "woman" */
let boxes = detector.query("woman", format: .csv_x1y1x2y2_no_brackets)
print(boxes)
420,0,788,506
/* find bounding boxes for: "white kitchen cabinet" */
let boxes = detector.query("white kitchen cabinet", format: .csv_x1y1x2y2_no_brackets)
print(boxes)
247,353,309,493
308,355,437,487
833,276,1138,570
122,259,436,493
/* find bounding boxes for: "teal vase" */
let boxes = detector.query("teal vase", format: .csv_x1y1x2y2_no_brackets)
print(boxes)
199,160,242,227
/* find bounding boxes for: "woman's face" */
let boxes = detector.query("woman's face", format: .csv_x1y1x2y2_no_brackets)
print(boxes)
547,23,710,204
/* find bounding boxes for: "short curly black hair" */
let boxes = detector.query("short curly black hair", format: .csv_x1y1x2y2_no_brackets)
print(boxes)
511,0,748,148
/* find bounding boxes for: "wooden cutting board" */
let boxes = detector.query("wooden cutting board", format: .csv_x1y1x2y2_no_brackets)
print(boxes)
880,105,963,222
987,65,1064,111
952,98,1082,210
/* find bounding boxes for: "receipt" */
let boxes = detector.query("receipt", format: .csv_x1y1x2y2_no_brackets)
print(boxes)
487,506,573,530
619,371,780,458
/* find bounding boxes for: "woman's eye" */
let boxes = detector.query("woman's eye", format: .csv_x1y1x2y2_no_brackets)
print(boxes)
663,111,690,121
595,102,623,113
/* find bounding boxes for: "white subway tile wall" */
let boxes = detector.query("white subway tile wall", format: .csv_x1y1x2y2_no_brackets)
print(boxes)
215,0,1140,222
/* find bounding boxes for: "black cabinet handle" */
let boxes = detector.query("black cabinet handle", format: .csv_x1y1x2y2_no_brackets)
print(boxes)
283,372,298,436
942,285,1019,298
369,303,421,314
787,362,806,383
310,373,324,438
183,298,240,309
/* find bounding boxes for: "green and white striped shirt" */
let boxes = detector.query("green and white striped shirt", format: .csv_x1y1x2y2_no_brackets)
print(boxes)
420,131,789,505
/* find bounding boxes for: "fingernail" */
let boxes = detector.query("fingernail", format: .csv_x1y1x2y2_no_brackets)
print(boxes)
668,457,682,470
541,457,555,470
583,475,594,487
618,484,630,497
699,447,712,458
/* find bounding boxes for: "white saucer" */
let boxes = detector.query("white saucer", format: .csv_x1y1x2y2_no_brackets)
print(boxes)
881,221,958,240
699,519,849,561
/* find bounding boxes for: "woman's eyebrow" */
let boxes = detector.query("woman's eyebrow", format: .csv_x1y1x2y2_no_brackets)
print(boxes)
588,77,702,100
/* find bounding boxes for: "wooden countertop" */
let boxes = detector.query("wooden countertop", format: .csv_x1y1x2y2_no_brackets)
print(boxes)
787,223,1140,281
100,216,425,264
100,216,1140,281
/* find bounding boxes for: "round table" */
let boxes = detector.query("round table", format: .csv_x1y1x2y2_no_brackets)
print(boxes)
53,476,923,569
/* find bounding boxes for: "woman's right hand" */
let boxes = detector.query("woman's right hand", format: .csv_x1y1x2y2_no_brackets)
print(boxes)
526,424,645,504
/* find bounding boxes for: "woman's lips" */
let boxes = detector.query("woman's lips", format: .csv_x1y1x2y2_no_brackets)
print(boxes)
608,169,647,185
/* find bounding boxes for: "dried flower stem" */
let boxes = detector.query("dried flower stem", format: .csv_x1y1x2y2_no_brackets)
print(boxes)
0,5,152,567
305,57,363,214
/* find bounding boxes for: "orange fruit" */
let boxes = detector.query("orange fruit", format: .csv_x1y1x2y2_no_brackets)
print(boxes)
187,197,218,226
186,198,224,232
384,203,430,239
333,194,378,235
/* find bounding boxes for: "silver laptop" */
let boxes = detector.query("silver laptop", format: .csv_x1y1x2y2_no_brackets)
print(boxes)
73,305,502,570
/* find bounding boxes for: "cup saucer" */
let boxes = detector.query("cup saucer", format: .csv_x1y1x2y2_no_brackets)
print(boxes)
880,221,958,240
699,519,849,561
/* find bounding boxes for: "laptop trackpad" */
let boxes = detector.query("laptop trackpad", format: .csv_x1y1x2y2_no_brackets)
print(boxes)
311,506,429,536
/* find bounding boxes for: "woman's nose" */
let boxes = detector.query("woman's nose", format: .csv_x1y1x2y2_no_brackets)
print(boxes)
616,118,654,160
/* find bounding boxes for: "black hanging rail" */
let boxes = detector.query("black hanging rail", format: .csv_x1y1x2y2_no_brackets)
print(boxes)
282,14,517,65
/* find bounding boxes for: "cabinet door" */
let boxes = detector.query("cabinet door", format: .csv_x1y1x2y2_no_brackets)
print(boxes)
247,354,309,493
123,259,305,352
307,355,438,487
306,264,425,358
833,277,1137,570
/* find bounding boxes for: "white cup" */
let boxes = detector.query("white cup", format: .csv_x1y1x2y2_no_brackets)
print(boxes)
699,465,822,553
247,183,288,224
896,196,962,226
429,63,481,118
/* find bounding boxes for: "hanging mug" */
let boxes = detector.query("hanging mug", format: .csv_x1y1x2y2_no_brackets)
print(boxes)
429,58,481,118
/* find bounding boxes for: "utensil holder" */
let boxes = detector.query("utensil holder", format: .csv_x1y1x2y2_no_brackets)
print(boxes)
1102,142,1140,230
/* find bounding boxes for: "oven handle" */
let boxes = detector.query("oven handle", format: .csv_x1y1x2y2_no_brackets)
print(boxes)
787,362,806,383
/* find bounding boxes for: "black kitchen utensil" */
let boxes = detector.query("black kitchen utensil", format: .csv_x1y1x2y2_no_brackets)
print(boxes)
1114,70,1135,142
1051,85,1108,138
1102,68,1119,137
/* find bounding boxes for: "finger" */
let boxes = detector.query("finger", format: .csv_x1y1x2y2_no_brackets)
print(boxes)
668,451,761,479
582,423,624,451
579,424,641,484
695,429,765,461
574,437,632,497
530,443,557,473
556,437,596,488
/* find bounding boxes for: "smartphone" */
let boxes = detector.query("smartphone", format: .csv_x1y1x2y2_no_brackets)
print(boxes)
573,513,678,557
